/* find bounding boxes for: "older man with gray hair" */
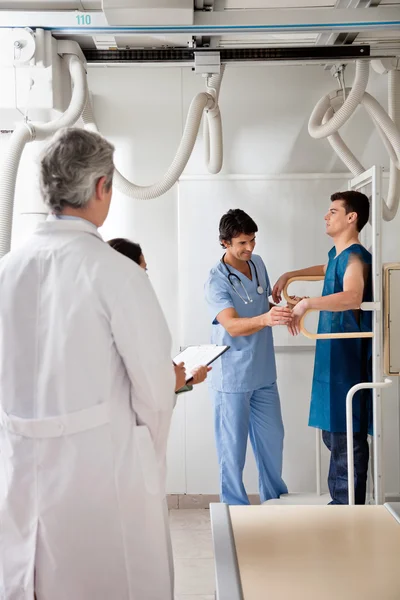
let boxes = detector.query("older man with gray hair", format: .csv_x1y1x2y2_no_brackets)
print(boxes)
0,128,176,600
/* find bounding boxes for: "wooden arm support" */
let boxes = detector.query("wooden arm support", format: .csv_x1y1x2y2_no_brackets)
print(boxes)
283,275,324,306
283,276,374,340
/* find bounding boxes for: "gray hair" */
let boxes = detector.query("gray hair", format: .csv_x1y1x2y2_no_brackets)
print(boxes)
40,127,115,214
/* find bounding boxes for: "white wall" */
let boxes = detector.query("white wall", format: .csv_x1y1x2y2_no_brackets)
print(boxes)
2,61,399,497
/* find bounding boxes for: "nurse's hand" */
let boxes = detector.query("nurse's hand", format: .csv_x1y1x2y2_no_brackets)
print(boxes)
287,295,309,307
265,306,293,327
287,298,309,336
190,365,212,385
272,273,290,304
174,362,187,392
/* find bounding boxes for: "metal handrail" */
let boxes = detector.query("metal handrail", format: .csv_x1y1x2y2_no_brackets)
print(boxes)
346,379,392,505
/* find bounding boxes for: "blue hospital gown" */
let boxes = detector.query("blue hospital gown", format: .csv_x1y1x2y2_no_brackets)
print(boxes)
309,244,373,434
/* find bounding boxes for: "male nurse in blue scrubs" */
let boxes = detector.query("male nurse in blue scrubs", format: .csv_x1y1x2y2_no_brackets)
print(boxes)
204,209,292,505
273,191,372,504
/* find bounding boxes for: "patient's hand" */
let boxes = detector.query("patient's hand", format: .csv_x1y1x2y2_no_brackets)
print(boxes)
272,273,290,304
287,298,310,336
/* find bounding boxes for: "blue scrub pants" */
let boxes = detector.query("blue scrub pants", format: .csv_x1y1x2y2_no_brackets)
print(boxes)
211,382,288,505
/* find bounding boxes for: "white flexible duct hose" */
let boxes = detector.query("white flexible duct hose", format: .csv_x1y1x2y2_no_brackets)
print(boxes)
204,105,223,174
0,55,87,258
82,83,222,199
207,69,225,101
328,90,400,170
308,61,370,139
324,108,365,176
114,93,213,199
370,113,399,167
31,55,87,141
384,69,400,221
310,64,400,222
0,126,32,257
362,92,400,168
204,66,225,174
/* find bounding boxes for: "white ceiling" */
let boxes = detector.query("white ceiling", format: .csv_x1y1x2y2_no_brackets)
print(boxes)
215,0,400,7
0,0,399,10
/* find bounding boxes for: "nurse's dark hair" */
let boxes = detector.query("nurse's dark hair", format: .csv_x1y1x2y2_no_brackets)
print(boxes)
107,238,142,265
331,190,370,232
219,209,258,247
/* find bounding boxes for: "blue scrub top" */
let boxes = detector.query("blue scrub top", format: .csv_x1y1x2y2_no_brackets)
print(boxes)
204,254,276,393
309,244,373,434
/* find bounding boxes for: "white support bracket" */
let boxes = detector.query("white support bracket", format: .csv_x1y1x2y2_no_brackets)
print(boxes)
194,51,220,75
57,40,87,66
361,302,381,311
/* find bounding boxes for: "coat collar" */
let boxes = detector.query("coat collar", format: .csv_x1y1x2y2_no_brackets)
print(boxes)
35,215,104,241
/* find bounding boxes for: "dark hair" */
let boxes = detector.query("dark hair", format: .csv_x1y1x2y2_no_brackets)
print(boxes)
107,238,142,265
219,209,258,247
330,190,370,232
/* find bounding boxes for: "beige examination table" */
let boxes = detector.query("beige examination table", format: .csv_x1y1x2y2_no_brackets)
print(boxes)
210,502,400,600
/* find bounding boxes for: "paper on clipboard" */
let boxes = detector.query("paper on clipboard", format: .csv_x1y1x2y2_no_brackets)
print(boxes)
173,344,229,382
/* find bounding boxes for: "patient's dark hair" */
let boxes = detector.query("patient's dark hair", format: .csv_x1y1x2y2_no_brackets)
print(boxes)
331,190,370,232
219,209,258,247
107,238,142,265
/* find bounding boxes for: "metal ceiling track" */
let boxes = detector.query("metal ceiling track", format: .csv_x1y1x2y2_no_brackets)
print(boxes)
83,45,371,64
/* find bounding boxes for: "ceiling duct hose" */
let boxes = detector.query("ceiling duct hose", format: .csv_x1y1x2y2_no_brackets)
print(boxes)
204,105,223,174
384,69,400,221
0,55,87,258
324,108,365,177
82,80,223,199
309,62,400,221
308,61,370,139
204,66,225,174
112,92,214,199
31,56,87,141
362,93,400,168
0,126,32,258
325,90,400,170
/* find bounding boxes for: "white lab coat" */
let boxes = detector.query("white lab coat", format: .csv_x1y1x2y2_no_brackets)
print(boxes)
0,218,176,600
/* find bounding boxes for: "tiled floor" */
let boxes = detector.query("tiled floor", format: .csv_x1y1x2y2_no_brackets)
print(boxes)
170,509,215,600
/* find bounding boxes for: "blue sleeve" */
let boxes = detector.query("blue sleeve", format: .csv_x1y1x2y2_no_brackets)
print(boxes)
204,273,234,324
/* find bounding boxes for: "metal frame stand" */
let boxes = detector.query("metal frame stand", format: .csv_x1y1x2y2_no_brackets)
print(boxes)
347,165,392,505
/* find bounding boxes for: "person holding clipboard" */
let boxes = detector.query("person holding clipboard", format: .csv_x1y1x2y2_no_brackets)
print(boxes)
204,209,292,505
173,344,230,394
107,238,210,394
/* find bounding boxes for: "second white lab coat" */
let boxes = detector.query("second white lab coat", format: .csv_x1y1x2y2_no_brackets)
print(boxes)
0,218,176,600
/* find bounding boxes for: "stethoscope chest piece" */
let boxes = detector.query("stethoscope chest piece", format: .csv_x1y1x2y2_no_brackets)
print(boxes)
257,285,264,295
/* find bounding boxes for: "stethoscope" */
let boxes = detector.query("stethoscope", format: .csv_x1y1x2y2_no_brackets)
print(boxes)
221,254,264,305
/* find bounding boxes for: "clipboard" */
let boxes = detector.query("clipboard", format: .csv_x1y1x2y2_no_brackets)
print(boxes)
173,344,230,382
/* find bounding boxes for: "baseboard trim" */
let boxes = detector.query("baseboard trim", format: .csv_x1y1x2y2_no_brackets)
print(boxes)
385,494,400,503
167,492,400,508
167,494,261,509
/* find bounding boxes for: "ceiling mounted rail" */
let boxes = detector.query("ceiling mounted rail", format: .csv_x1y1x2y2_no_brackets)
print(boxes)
82,45,371,64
